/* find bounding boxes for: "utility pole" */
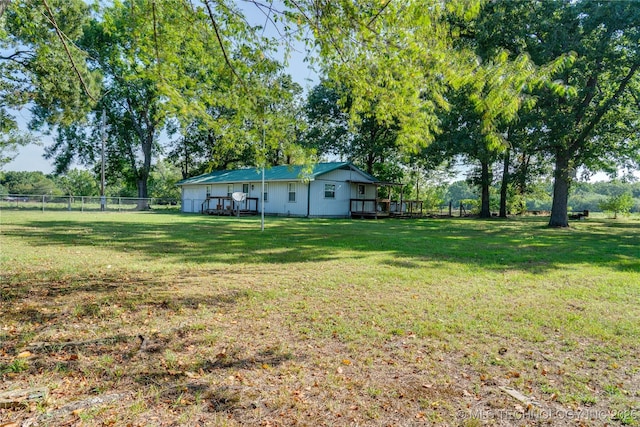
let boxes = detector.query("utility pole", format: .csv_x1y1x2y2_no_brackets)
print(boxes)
100,110,106,211
261,106,265,232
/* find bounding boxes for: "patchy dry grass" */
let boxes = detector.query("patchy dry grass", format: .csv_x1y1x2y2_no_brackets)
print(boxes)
1,211,639,426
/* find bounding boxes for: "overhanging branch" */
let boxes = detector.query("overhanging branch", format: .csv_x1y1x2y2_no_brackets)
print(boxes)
41,0,97,103
570,62,639,153
204,0,246,90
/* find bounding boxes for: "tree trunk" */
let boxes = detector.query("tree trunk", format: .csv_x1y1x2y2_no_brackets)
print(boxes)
136,175,150,210
366,152,375,175
479,160,491,218
136,132,153,209
499,149,510,218
182,142,189,179
549,151,571,227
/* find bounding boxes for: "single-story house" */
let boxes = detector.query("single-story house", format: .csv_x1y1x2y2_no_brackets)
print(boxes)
177,162,392,218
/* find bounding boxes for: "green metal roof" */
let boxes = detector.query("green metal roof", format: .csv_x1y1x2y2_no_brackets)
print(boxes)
177,162,379,186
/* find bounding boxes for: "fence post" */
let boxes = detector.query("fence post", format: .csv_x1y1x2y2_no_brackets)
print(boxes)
42,195,45,212
81,196,84,212
67,196,71,211
449,200,452,217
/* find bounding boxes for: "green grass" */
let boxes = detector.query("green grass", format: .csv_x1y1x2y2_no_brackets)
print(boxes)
1,210,639,426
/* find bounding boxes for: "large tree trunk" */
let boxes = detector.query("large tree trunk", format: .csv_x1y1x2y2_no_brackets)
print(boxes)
135,133,153,210
479,160,491,218
136,174,150,210
549,150,571,227
499,149,510,218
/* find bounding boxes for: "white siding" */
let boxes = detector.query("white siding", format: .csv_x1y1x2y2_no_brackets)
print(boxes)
308,179,350,217
319,168,373,183
307,168,377,217
261,181,309,216
182,181,310,216
181,185,206,213
180,165,377,217
349,183,377,199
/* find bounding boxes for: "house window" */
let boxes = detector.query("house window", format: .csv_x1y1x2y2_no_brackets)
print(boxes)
358,184,365,197
206,185,211,197
227,184,234,197
242,183,249,194
288,182,296,202
263,183,269,202
324,183,336,199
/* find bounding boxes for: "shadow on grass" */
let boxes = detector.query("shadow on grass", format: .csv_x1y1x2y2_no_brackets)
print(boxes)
4,213,639,274
1,273,252,326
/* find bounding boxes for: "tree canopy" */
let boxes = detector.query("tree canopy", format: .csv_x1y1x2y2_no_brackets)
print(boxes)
1,0,638,222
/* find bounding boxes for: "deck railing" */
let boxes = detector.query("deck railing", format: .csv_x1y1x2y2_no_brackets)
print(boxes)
201,196,259,215
350,198,391,218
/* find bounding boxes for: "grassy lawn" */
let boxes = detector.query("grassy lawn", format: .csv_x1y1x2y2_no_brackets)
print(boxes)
1,210,639,426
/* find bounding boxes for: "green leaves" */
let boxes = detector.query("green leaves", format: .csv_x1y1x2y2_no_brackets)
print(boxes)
2,0,100,127
288,1,468,152
598,193,634,218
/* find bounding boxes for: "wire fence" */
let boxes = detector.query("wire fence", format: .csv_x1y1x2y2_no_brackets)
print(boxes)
0,194,180,212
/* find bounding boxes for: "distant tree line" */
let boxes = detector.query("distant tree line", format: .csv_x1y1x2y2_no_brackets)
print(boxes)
0,160,181,201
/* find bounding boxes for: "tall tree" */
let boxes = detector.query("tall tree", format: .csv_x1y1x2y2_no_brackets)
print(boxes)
303,80,400,175
44,0,280,201
533,1,639,227
44,1,168,201
439,1,577,219
470,0,640,227
291,0,574,218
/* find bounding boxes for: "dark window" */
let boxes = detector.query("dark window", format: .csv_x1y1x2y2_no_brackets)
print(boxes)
324,184,336,199
288,183,296,202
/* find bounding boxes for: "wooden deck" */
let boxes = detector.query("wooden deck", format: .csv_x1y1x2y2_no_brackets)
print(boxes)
201,196,259,216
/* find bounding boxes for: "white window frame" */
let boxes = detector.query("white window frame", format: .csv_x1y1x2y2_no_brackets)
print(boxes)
227,184,234,197
242,183,249,194
288,182,296,203
358,184,365,198
263,183,269,202
206,185,211,197
324,183,336,199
